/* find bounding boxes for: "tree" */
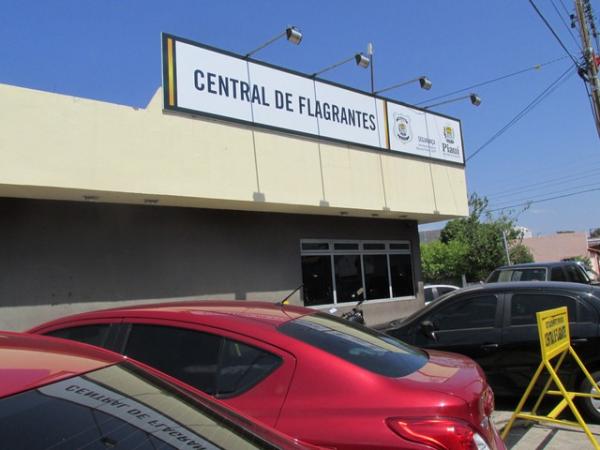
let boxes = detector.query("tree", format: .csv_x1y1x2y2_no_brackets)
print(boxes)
421,193,529,282
591,228,600,238
509,243,534,265
420,240,469,283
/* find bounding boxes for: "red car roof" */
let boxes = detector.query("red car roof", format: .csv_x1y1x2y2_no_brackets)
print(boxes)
0,331,121,398
30,300,315,334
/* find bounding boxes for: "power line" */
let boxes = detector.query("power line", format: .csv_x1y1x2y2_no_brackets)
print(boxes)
483,160,600,197
485,165,600,199
414,57,567,106
466,65,574,162
529,0,581,67
488,186,600,212
489,180,600,208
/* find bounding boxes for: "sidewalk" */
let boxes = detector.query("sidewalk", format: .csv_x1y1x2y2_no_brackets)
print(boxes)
494,409,600,449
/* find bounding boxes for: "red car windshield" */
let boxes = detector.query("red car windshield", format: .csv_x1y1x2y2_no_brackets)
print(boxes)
279,312,427,377
0,362,283,450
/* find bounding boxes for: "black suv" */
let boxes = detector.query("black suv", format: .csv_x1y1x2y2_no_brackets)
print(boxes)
486,261,594,284
383,281,600,421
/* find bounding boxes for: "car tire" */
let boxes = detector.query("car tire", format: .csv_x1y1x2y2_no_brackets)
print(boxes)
578,370,600,423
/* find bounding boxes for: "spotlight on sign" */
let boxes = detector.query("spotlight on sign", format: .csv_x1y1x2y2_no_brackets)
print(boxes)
245,26,303,58
374,76,433,95
313,51,371,77
354,53,371,69
286,27,303,45
419,76,433,90
469,93,482,106
422,93,483,110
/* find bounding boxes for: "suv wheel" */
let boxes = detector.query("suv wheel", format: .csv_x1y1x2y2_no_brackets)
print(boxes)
578,370,600,423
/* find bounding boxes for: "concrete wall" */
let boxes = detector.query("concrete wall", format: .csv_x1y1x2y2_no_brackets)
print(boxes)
0,83,468,223
523,232,589,262
0,197,422,331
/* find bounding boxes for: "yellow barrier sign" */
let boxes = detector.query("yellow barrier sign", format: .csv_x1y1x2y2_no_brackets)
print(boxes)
538,307,570,360
501,306,600,449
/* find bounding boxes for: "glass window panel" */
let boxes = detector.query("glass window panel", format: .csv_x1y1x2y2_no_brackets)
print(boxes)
510,294,577,326
334,254,364,303
301,255,333,306
0,364,271,449
217,340,281,397
390,254,414,297
301,242,329,251
334,243,359,250
551,267,566,281
565,265,589,283
390,243,410,250
46,325,110,348
278,313,427,377
430,295,498,330
363,243,385,250
363,254,390,300
124,325,221,394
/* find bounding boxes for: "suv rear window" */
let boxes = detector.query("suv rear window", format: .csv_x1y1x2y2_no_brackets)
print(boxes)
488,268,547,282
278,313,427,377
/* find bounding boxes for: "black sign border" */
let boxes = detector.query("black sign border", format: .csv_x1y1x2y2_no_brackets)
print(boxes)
161,33,466,166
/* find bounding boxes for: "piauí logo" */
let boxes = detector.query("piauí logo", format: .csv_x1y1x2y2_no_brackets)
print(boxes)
443,125,455,144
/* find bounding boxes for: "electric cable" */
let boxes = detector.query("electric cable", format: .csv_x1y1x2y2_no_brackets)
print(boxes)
550,0,582,49
489,180,600,209
414,56,567,106
485,165,600,200
466,65,574,162
488,186,600,212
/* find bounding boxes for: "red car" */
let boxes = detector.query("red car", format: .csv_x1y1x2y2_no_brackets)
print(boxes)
30,301,506,450
0,331,325,450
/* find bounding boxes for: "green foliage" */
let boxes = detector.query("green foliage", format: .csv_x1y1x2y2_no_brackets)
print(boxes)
509,243,534,264
590,228,600,238
422,193,529,283
420,240,469,283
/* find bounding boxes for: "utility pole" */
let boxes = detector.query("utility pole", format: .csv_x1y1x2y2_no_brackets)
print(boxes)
574,0,600,138
502,231,512,266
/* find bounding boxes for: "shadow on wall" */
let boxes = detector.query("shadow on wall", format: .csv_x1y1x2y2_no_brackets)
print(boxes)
0,198,301,308
0,198,419,309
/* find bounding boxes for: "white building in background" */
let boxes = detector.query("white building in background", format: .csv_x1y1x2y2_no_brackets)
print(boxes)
515,226,533,239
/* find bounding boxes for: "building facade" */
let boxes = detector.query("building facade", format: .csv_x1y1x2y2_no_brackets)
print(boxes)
0,41,468,330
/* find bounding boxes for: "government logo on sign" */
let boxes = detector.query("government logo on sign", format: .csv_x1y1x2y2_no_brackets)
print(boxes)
394,114,412,143
443,125,455,144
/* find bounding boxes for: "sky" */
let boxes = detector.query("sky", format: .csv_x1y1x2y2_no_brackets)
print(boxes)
1,0,599,236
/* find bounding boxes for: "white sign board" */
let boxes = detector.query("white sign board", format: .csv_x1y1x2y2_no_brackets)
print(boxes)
163,34,464,164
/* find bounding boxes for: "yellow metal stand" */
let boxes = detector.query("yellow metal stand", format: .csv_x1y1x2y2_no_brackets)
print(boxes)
501,307,600,448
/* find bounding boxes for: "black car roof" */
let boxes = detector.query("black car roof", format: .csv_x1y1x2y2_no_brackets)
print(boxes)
452,281,597,295
493,261,581,270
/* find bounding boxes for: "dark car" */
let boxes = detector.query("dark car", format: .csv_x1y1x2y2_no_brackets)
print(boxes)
383,281,600,421
486,261,594,284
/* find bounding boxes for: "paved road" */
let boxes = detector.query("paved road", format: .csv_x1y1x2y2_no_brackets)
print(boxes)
494,409,600,449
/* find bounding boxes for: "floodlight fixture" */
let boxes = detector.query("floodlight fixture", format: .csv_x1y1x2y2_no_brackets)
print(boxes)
245,26,303,58
312,52,371,77
422,93,482,109
374,76,433,95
